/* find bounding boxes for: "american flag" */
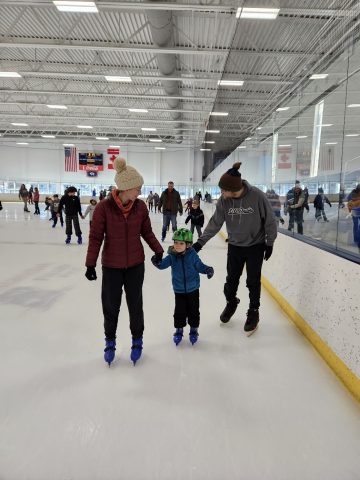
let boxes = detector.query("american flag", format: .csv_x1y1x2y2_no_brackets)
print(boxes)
64,146,77,172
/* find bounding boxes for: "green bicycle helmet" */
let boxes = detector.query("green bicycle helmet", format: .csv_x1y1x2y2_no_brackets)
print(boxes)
172,228,193,243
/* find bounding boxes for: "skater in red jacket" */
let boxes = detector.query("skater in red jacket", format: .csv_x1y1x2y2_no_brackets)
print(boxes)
85,157,163,367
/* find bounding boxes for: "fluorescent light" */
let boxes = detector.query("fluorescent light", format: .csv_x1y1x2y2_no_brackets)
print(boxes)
210,112,228,116
237,7,280,20
296,135,308,139
346,134,359,137
245,137,252,140
109,145,120,148
63,143,75,146
17,142,29,145
47,104,67,109
141,127,156,131
0,71,22,78
155,147,166,150
41,134,56,138
205,129,220,133
279,144,291,147
200,148,211,151
129,108,148,113
348,104,360,108
203,141,215,144
276,107,290,111
105,75,132,82
217,80,244,87
256,127,262,130
11,122,28,126
96,137,109,140
149,139,162,142
53,1,98,13
237,146,246,149
77,125,93,128
309,74,328,80
317,124,333,127
326,142,337,145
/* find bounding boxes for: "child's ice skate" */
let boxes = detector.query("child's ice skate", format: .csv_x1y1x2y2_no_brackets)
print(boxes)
65,235,71,244
189,327,199,345
173,328,183,346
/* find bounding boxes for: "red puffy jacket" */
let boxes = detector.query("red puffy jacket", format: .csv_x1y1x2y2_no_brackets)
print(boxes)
85,195,163,268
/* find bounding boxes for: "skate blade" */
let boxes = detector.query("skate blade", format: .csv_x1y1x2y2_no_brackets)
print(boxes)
245,325,259,337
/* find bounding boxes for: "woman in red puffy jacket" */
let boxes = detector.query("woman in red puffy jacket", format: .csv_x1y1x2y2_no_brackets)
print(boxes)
85,158,163,367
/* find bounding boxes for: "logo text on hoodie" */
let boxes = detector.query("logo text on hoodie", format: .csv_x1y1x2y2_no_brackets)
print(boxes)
228,207,254,215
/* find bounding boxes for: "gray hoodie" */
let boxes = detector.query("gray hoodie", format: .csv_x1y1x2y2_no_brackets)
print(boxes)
198,181,277,248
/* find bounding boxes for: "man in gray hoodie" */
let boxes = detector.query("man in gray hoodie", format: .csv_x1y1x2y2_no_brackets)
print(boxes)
192,162,277,336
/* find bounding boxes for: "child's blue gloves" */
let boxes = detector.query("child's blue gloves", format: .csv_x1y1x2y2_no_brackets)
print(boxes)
205,266,214,279
151,252,163,267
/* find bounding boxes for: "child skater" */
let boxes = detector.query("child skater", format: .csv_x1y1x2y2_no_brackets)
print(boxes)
84,198,97,227
151,228,214,346
185,199,204,238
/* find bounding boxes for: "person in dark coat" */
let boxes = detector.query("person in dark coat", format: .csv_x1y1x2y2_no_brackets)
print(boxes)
185,199,204,238
85,158,163,366
158,181,183,241
313,188,331,222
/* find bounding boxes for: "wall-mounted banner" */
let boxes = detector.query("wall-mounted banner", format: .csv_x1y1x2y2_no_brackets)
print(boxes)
79,152,104,171
107,148,120,169
277,146,292,169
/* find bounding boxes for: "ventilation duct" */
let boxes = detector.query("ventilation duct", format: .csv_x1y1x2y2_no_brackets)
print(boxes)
146,2,183,142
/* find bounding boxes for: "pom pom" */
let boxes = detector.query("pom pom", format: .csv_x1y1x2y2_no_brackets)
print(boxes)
232,162,242,170
113,157,127,174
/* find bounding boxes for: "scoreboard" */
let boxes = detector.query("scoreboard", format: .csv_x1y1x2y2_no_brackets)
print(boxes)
79,152,104,171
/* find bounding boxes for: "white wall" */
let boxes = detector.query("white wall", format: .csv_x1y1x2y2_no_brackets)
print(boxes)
0,141,197,186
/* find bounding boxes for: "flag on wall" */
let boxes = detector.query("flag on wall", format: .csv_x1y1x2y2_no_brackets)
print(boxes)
64,146,77,172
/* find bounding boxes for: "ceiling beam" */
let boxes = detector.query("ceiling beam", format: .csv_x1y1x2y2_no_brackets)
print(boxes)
0,39,318,58
0,1,353,18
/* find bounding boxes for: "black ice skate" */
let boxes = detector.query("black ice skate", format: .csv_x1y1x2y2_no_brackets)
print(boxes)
220,297,240,323
244,308,259,336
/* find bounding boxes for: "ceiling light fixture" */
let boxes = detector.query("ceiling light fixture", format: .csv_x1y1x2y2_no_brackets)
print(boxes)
105,75,132,82
217,80,244,87
205,129,220,133
129,108,148,113
155,147,166,150
109,145,120,148
53,1,98,13
210,112,229,116
0,71,22,78
203,141,215,144
77,125,93,128
63,143,75,146
200,148,211,151
17,142,29,145
11,122,28,126
245,137,252,140
346,134,359,137
317,124,333,127
309,74,328,80
236,7,280,19
237,146,246,149
141,127,157,131
325,142,338,145
296,135,308,139
47,104,67,109
279,144,292,147
347,104,360,108
96,137,109,140
149,139,162,142
41,134,56,138
276,107,290,112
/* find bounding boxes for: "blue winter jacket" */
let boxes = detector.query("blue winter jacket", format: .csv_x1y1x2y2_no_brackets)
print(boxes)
156,247,209,293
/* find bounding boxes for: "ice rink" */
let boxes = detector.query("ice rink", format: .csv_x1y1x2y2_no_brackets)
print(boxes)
0,202,360,480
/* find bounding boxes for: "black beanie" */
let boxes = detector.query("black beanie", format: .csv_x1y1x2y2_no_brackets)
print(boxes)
218,162,242,192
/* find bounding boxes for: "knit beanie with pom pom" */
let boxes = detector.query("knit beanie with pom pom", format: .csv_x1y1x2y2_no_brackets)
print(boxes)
218,162,243,192
113,157,144,191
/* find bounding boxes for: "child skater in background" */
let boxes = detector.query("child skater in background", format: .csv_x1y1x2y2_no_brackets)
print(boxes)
185,199,204,238
151,228,214,346
84,199,97,227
